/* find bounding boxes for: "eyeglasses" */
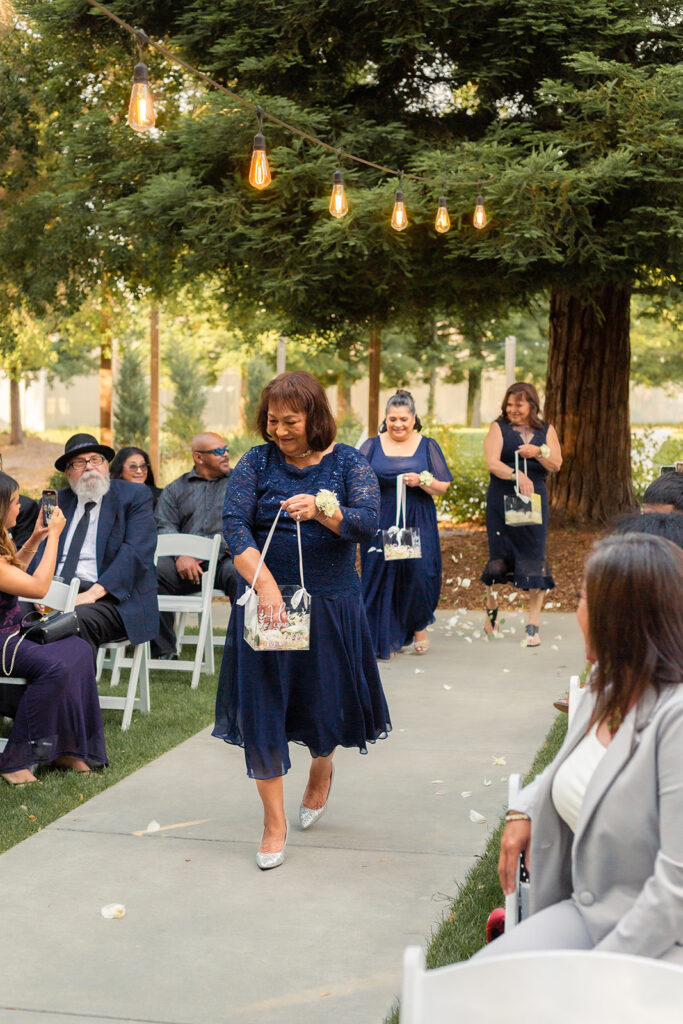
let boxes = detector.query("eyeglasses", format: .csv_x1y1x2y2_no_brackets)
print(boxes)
126,462,148,473
67,454,107,470
193,446,230,457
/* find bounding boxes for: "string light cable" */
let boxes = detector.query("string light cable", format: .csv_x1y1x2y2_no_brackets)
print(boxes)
83,0,490,225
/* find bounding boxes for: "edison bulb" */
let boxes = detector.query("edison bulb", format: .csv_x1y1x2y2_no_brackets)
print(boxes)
128,63,156,133
249,133,271,189
329,171,348,218
474,194,487,229
435,197,450,234
391,189,408,231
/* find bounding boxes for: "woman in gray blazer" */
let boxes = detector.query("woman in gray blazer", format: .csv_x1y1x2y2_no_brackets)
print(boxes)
485,533,683,963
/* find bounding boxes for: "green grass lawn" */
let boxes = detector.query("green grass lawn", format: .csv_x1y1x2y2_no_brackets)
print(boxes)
0,663,219,853
383,712,569,1024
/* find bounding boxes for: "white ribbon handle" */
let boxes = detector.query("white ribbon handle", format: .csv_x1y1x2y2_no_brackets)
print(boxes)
236,506,310,612
391,475,407,534
514,450,531,504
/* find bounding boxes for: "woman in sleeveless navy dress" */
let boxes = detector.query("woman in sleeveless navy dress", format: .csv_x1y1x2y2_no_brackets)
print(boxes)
0,472,107,786
481,383,562,647
213,372,390,870
360,391,452,660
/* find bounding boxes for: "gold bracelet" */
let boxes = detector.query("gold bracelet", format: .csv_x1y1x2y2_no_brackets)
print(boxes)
505,811,530,822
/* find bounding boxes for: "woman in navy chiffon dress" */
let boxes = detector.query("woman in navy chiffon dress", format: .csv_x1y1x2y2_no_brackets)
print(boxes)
481,382,562,647
0,473,107,786
213,372,390,870
360,391,453,660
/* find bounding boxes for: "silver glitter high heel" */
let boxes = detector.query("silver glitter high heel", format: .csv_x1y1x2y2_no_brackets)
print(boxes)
255,820,288,871
299,765,334,830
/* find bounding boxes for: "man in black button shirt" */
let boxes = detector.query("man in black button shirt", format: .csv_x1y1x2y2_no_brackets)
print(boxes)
152,432,238,658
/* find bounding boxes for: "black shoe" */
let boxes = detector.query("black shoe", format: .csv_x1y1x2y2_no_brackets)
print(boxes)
155,652,178,661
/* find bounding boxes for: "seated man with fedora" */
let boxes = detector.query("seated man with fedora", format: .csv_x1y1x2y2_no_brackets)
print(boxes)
31,433,159,660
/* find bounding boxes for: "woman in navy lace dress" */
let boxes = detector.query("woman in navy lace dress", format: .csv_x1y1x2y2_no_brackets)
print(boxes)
0,472,107,786
213,372,390,870
481,383,562,647
360,391,452,660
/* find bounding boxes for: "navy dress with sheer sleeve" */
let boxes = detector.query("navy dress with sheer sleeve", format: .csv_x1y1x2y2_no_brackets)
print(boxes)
212,442,391,780
0,591,107,772
481,420,555,591
359,434,453,660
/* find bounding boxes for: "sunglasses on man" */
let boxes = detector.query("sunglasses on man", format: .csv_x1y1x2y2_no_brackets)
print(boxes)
194,446,230,457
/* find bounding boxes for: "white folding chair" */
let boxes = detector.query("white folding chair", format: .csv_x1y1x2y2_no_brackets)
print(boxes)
148,532,222,689
175,586,229,652
96,639,151,732
504,773,530,931
400,946,683,1024
0,578,80,752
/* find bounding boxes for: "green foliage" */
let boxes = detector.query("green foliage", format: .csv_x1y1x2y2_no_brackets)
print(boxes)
113,344,149,448
244,356,274,432
163,342,207,453
335,410,365,447
655,433,683,470
425,425,488,524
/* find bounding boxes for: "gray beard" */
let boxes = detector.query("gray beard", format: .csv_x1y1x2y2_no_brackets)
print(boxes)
71,470,111,502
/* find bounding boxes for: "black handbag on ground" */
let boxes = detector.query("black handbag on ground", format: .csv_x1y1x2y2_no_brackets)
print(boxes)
20,609,80,644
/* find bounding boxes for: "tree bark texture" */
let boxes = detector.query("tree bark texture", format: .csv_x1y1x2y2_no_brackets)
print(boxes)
466,368,482,428
337,378,351,418
545,283,634,522
9,378,23,445
149,307,160,480
368,327,381,436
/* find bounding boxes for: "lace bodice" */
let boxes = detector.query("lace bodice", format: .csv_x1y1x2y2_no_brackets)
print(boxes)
223,442,380,597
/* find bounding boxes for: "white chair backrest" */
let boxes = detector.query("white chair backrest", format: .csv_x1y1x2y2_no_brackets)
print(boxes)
17,577,79,612
400,946,683,1024
154,533,220,565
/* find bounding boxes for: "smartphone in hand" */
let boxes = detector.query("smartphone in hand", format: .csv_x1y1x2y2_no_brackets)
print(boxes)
42,489,58,526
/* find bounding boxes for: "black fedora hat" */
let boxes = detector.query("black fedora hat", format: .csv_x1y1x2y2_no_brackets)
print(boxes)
55,433,116,473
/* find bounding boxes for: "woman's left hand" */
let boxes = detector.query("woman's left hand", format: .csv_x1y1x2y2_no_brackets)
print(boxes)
517,443,541,459
403,473,421,487
281,494,318,521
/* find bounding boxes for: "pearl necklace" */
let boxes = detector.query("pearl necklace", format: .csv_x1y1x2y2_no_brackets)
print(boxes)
289,449,313,459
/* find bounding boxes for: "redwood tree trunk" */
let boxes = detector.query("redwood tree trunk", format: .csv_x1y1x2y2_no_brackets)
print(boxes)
337,378,351,418
9,378,23,445
368,327,381,436
545,283,634,522
466,367,482,427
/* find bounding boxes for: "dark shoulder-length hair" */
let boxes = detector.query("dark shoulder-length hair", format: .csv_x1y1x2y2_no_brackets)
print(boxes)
498,382,544,430
110,446,157,489
585,533,683,731
0,471,21,566
256,371,337,451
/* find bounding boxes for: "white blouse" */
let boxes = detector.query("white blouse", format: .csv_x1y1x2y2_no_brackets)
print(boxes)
551,723,608,833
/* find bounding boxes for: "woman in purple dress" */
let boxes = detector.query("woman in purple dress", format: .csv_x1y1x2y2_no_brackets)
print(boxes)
0,472,107,786
360,391,452,660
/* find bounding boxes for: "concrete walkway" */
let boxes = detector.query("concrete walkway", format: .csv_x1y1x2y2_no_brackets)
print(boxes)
0,610,583,1024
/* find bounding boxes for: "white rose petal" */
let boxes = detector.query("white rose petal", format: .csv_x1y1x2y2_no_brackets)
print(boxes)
483,778,492,787
443,684,452,690
461,791,472,798
146,820,161,833
101,904,126,919
492,756,507,766
415,669,425,674
469,810,487,824
461,578,471,588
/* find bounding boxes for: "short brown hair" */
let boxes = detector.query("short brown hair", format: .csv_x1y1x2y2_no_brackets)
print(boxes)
498,382,544,430
256,371,337,451
585,533,683,731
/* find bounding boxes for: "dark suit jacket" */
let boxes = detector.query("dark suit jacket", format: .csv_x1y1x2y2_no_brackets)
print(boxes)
31,480,159,645
10,495,40,550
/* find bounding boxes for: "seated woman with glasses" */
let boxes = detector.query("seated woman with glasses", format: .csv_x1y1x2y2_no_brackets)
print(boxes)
110,446,161,507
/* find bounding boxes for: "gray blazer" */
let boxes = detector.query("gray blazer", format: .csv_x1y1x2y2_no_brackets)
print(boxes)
516,681,683,962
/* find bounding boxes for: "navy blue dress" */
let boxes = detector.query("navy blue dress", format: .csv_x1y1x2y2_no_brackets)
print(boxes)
481,420,555,591
0,591,108,772
359,435,453,660
213,442,391,780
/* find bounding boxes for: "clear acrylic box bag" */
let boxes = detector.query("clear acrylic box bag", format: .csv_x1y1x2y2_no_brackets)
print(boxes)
237,508,311,651
382,476,422,560
504,451,543,527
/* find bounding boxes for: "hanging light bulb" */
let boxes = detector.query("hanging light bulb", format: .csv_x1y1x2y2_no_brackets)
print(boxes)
391,189,408,231
248,107,271,190
128,62,156,133
329,170,348,218
473,192,487,229
434,195,451,234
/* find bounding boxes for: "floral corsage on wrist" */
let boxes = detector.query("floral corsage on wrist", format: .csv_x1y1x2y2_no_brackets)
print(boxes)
315,489,340,522
418,470,434,487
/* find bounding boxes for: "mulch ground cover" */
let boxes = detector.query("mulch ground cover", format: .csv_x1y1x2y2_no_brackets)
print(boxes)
438,520,602,613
